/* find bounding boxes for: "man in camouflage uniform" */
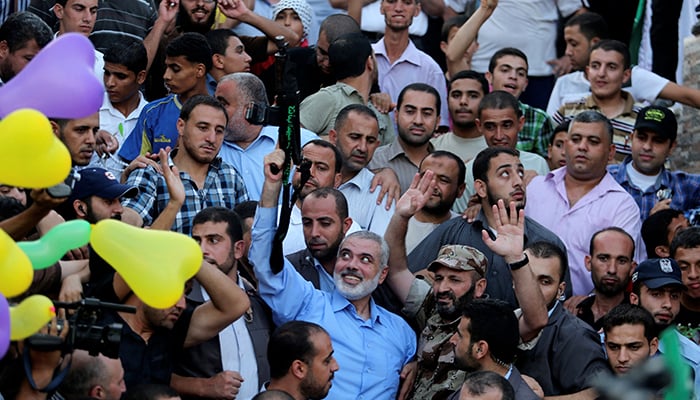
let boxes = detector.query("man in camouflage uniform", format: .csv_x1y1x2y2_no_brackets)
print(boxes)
384,171,547,399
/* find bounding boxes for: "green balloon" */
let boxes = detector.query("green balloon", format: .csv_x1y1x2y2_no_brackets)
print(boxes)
18,220,92,269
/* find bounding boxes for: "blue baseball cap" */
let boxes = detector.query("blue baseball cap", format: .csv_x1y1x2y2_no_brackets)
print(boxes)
70,168,138,201
632,258,686,290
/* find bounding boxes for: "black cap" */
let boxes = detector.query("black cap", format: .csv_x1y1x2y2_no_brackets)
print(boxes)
634,106,677,142
632,258,686,290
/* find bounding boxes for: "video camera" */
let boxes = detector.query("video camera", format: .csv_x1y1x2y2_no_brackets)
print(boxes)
26,297,135,359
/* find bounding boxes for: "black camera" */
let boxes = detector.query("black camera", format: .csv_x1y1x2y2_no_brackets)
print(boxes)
26,298,135,359
245,102,284,126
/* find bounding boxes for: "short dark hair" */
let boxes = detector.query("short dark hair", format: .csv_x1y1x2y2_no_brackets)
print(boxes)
303,187,349,220
304,140,343,174
0,11,53,52
234,200,258,221
472,147,520,184
334,104,378,131
525,241,568,284
421,150,466,186
569,110,614,145
396,83,441,116
166,32,213,72
601,303,659,343
252,390,295,400
565,12,609,41
590,39,631,70
589,227,635,260
123,384,179,400
179,95,228,126
461,298,519,365
478,90,521,119
449,70,489,96
642,209,685,259
671,226,700,258
462,371,515,400
205,29,241,56
193,207,243,243
441,15,468,43
328,32,372,81
319,14,361,43
551,120,571,145
268,321,327,379
488,47,528,74
103,37,148,75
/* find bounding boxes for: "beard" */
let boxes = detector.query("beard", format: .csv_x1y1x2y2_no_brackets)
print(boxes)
593,276,629,297
453,342,480,372
486,190,525,215
334,269,381,301
435,284,476,320
177,4,217,34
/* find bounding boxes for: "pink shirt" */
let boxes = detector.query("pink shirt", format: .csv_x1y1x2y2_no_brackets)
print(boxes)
526,167,645,296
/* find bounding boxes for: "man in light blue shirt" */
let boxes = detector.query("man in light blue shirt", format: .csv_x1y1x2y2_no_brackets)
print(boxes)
250,148,417,400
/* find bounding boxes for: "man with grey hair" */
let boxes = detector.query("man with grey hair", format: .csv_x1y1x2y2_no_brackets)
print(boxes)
214,72,319,200
248,148,417,400
526,110,644,296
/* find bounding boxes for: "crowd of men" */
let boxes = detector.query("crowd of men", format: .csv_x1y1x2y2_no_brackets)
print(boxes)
1,0,700,399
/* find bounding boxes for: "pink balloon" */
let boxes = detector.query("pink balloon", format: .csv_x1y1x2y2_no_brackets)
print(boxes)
0,33,103,119
0,293,8,358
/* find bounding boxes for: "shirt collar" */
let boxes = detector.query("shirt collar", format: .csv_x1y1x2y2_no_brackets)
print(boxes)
330,289,383,325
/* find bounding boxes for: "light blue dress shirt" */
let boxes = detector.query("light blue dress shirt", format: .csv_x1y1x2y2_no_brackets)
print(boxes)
218,125,318,201
251,206,416,400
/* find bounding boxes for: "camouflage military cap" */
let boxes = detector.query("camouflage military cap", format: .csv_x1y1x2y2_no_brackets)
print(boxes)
428,245,487,277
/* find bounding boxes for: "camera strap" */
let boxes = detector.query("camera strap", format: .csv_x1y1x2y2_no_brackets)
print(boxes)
22,347,73,393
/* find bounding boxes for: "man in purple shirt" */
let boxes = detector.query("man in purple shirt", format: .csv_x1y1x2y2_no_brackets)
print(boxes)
525,111,644,296
372,0,448,129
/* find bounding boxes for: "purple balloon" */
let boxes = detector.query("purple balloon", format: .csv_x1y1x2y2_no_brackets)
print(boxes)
0,293,8,358
0,33,104,119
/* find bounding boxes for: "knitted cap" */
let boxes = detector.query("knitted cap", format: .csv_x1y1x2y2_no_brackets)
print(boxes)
273,0,313,39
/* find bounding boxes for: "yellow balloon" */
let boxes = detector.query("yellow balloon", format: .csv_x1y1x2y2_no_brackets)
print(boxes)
0,229,33,298
90,220,203,309
10,295,55,341
0,109,71,188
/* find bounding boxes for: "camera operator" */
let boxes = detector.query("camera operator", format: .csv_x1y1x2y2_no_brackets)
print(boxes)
0,312,69,400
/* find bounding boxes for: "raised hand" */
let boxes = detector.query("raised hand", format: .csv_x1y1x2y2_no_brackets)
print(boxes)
481,199,525,263
395,171,435,219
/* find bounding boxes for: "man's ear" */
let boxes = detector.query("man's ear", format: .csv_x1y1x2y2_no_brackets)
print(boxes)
0,40,8,59
439,41,448,55
342,217,353,234
328,129,338,145
485,71,493,86
585,255,592,272
195,62,206,78
377,266,389,285
474,277,487,298
291,359,307,380
456,182,466,199
655,245,670,258
649,337,659,355
212,54,225,70
53,3,64,19
630,292,639,305
474,179,487,199
50,121,61,137
474,340,488,360
73,199,87,218
136,70,147,85
607,143,616,163
176,117,186,137
233,239,245,260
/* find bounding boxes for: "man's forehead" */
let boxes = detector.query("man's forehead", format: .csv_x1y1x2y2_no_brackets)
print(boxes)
494,55,527,70
569,121,606,138
590,49,624,64
341,237,380,252
488,154,521,170
480,108,518,121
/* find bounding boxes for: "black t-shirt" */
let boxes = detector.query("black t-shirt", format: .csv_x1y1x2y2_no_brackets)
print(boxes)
102,305,194,390
676,305,700,344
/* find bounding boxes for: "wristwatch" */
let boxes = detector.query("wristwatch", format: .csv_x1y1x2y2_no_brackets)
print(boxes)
508,253,529,271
